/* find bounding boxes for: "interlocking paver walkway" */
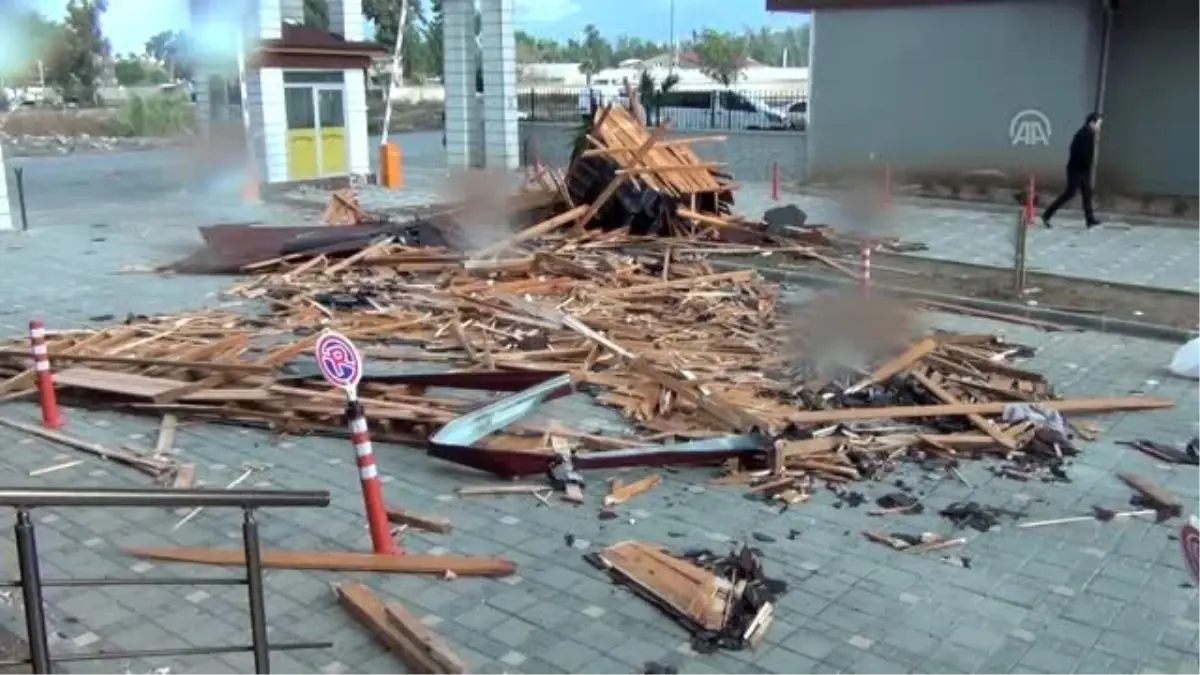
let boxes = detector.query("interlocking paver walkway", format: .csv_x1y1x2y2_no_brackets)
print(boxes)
0,177,1197,675
737,185,1200,293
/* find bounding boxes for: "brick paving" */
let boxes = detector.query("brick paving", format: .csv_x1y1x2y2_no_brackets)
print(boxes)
0,158,1197,675
736,186,1200,294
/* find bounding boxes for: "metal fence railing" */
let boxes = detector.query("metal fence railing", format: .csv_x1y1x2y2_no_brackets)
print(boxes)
0,487,332,674
518,87,808,132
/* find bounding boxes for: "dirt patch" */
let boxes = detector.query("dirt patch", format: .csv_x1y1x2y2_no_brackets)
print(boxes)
368,100,444,134
0,108,178,157
0,108,123,137
762,252,1199,332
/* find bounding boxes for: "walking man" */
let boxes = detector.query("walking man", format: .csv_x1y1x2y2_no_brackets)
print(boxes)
1042,113,1102,228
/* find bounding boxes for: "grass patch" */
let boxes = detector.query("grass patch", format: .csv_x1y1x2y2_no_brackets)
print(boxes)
112,92,195,136
0,93,195,138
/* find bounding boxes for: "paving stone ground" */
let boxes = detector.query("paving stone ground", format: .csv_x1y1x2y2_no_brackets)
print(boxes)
0,165,1197,675
735,185,1200,294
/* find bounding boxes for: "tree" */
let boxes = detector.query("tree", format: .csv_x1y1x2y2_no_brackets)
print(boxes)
44,0,110,104
113,55,146,85
691,29,749,87
304,0,330,29
638,70,679,126
144,30,192,80
0,11,63,84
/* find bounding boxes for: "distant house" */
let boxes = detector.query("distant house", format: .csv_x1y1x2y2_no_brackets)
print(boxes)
622,51,764,71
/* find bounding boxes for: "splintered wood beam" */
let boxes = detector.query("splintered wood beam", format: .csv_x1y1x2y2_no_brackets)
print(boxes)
0,350,273,373
154,414,177,455
908,370,1017,450
579,136,727,157
788,396,1174,425
385,507,453,534
845,338,938,393
470,205,589,260
617,162,723,175
334,580,467,674
604,474,663,507
1115,471,1182,518
125,547,517,577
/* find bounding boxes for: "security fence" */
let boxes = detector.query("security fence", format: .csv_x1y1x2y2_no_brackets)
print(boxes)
518,87,808,132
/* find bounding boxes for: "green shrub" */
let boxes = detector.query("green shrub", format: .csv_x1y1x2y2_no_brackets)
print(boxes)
114,91,195,136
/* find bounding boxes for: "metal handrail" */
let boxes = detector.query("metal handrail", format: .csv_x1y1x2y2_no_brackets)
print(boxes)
0,486,334,674
0,487,330,509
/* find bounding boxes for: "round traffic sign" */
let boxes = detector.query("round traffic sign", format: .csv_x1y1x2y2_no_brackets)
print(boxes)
1182,517,1199,584
315,331,363,392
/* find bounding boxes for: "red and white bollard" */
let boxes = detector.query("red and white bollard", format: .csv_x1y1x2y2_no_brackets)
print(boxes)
28,320,62,429
860,240,872,299
771,161,780,201
345,401,400,555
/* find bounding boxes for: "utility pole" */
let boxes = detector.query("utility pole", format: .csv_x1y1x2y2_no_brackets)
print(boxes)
668,0,677,72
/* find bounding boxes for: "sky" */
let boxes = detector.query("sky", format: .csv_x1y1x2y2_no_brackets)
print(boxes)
23,0,808,56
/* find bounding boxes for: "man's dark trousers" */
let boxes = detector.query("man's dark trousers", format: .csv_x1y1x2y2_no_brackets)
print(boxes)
1043,170,1097,223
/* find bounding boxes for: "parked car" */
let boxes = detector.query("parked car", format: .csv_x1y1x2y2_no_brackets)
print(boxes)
778,99,808,130
654,89,788,131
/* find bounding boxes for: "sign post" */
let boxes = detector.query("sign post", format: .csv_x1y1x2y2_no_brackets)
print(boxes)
315,331,398,554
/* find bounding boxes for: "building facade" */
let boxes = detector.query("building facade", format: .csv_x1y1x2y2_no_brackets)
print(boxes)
768,0,1199,197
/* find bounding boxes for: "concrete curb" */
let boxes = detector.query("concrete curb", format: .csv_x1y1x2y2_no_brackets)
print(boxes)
713,260,1197,344
788,185,1198,230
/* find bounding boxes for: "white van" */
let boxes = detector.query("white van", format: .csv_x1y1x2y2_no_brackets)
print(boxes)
654,89,788,131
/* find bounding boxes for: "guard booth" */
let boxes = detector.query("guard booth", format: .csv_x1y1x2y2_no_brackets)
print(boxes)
282,70,349,180
250,23,386,186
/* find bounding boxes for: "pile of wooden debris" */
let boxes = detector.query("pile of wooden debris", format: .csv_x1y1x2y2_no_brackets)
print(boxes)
0,101,1180,667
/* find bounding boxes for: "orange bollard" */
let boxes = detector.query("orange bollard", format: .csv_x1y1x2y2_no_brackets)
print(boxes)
378,143,403,189
771,161,780,201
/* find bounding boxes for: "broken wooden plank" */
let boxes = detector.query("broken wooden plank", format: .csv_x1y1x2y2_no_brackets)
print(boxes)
385,507,453,534
154,414,178,455
787,396,1173,425
0,416,170,477
1116,471,1183,519
125,547,518,577
334,580,467,674
603,474,662,507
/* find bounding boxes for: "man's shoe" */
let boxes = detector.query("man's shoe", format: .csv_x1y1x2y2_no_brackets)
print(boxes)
1040,215,1052,228
1086,219,1102,228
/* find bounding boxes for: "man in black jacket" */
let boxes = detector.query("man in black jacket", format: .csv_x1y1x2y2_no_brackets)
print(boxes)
1042,113,1102,228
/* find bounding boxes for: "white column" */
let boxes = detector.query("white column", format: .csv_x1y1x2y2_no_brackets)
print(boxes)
0,144,13,231
344,68,371,177
330,0,365,41
480,0,518,170
250,0,282,40
280,0,304,23
246,67,288,183
443,0,475,169
193,70,212,137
